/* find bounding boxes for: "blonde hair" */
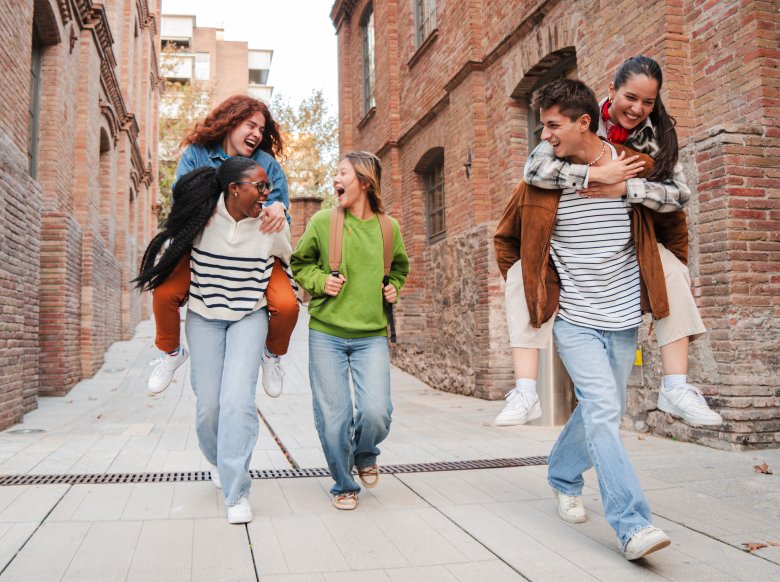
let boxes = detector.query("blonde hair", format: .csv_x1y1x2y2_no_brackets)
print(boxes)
344,151,385,214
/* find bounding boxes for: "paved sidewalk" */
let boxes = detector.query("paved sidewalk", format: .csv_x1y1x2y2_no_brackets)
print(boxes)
0,309,778,581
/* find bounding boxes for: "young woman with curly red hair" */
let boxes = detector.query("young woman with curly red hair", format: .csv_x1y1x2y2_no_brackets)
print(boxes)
148,95,298,399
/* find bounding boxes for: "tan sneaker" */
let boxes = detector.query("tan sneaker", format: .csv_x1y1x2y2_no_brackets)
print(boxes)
332,492,358,510
624,526,671,560
357,463,380,488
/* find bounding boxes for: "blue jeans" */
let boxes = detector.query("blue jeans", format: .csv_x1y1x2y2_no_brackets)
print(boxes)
548,318,652,548
308,329,393,495
185,309,267,506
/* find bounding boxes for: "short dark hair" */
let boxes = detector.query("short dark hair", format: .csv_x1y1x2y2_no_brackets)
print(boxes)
531,79,599,132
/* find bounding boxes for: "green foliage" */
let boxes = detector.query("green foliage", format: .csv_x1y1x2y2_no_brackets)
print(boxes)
273,90,338,202
156,45,214,227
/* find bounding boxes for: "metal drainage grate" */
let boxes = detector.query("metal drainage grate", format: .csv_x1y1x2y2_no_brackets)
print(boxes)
0,456,548,487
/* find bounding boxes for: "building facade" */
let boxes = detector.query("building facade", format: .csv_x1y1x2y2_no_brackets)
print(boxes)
330,0,780,450
0,0,161,429
160,14,274,106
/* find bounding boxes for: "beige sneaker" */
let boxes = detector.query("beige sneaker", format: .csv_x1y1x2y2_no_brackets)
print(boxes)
332,492,358,510
624,526,671,560
357,463,379,488
553,488,587,523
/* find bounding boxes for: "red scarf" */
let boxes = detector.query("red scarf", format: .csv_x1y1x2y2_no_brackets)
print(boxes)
601,100,630,144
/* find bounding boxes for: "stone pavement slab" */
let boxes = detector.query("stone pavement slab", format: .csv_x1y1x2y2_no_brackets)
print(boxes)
0,310,778,580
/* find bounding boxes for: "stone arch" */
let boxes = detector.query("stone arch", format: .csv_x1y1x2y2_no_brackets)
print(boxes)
414,146,444,173
33,0,61,46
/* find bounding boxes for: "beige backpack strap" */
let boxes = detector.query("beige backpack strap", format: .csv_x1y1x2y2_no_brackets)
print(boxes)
328,206,345,274
377,213,393,276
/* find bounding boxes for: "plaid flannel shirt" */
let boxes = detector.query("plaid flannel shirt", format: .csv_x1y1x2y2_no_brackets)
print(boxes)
523,98,691,212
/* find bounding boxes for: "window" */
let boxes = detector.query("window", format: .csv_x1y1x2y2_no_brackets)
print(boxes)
194,52,210,80
527,56,578,150
424,155,445,242
415,0,437,47
248,68,269,85
361,6,376,114
28,29,42,178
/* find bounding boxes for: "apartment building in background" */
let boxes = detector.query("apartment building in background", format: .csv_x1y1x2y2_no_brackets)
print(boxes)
160,14,274,106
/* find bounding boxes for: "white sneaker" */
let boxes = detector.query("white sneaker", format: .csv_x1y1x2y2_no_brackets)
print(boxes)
148,348,189,394
260,354,284,398
495,388,542,426
553,489,587,523
657,384,722,426
227,496,253,524
210,465,221,489
624,526,671,560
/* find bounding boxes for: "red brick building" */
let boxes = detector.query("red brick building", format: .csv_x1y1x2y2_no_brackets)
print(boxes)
330,0,779,449
0,0,161,429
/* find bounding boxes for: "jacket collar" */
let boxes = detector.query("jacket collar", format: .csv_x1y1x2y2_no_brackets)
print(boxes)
207,143,229,161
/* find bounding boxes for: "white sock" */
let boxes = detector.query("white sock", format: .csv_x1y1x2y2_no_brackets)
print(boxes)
263,346,280,362
167,347,180,357
515,378,538,397
662,374,687,393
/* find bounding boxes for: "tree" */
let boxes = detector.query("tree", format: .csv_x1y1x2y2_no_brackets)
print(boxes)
157,45,214,226
273,90,338,205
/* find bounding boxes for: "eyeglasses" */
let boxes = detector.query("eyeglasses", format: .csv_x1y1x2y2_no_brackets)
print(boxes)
234,180,273,194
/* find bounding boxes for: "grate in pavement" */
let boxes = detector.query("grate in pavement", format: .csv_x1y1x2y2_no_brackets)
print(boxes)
0,456,548,486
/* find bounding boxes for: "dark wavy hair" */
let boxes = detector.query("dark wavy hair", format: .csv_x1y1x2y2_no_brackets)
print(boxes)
134,157,260,291
181,95,284,160
531,79,600,133
614,55,678,182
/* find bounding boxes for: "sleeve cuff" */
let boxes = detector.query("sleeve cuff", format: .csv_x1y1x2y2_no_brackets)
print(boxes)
625,178,645,203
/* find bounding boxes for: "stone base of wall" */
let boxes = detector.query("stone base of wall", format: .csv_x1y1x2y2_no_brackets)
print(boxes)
392,223,512,400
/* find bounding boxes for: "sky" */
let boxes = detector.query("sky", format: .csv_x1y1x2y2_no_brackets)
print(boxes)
160,0,339,111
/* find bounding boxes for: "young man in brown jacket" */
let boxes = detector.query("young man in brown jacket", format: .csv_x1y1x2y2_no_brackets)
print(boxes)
494,79,682,560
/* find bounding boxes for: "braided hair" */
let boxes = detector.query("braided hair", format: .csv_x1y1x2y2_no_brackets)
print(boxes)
613,55,678,182
135,156,260,291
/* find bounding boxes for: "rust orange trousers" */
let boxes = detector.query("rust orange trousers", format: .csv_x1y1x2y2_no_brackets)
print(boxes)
152,253,299,355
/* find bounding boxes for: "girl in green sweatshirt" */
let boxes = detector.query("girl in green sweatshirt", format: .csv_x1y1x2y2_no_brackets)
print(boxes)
291,152,409,511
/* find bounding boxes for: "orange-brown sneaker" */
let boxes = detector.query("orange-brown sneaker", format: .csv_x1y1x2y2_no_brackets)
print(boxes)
332,492,358,510
357,463,380,488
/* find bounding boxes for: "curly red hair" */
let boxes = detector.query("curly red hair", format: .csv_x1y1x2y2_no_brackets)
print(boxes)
181,95,284,159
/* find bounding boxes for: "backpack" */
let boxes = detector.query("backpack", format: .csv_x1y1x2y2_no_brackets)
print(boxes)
328,207,397,342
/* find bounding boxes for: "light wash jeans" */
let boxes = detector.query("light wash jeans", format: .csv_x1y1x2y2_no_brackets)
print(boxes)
308,329,393,495
548,318,652,549
185,309,267,506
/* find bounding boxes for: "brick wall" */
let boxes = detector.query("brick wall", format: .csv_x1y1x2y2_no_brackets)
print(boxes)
289,197,324,247
0,0,160,428
332,0,780,449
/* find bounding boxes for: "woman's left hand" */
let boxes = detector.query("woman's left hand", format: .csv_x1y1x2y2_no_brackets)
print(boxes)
259,202,287,233
578,181,627,199
382,282,397,304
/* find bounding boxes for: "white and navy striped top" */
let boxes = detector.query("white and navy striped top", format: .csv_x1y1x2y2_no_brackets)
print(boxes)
550,144,642,330
188,196,296,321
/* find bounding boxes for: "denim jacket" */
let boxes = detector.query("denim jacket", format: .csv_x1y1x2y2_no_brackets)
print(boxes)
174,143,290,221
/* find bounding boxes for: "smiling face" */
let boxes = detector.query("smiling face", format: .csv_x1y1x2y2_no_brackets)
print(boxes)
539,105,590,160
332,158,368,211
223,111,266,158
608,74,659,131
227,164,269,220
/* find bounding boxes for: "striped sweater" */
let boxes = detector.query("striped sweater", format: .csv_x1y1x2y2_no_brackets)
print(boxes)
188,196,295,321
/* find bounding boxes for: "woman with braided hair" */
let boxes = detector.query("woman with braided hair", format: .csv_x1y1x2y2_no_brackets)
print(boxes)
137,156,294,524
147,95,298,399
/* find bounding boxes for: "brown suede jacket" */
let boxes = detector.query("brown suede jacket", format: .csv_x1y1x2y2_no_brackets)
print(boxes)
494,142,688,328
